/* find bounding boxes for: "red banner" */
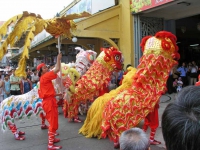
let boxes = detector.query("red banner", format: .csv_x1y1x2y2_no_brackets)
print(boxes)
130,0,174,13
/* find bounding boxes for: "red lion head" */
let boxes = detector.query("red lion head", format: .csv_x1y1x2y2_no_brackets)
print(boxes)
101,47,123,71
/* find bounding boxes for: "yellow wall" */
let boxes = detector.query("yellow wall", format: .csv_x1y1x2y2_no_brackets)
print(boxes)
72,0,133,67
119,0,134,67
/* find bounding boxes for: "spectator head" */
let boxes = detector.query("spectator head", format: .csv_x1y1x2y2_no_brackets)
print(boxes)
25,68,30,73
126,64,132,70
32,68,37,74
4,74,9,79
182,62,185,66
119,127,150,150
162,86,200,150
178,77,182,81
192,61,196,65
12,68,16,75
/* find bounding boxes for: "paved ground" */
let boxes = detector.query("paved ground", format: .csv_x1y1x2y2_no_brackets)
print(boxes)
0,93,176,150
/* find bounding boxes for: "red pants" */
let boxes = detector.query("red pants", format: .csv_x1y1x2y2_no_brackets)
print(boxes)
143,103,159,130
99,85,109,96
42,97,58,133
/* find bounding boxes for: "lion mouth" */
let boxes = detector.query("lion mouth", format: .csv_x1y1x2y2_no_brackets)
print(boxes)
112,63,122,71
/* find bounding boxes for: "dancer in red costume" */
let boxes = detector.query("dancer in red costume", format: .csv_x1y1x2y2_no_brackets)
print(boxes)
7,123,25,140
143,102,161,145
37,53,62,150
195,75,200,86
99,83,109,96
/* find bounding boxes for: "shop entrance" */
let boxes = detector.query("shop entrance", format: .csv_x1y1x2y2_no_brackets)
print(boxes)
176,14,200,65
136,0,200,66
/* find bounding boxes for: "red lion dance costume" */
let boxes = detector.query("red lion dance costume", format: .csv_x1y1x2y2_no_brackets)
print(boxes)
63,47,123,122
79,31,180,148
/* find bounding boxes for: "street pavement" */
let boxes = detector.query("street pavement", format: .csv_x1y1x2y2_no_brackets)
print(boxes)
0,93,176,150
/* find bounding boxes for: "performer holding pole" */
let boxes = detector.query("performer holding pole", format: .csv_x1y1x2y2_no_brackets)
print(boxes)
37,52,63,150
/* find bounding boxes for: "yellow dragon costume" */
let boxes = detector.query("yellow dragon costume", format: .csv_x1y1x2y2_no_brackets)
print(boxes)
0,11,90,77
79,31,180,146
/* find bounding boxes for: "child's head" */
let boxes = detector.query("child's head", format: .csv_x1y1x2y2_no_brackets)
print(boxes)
4,74,9,80
178,77,182,81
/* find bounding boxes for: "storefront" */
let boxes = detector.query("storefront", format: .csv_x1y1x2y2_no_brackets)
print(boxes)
131,0,200,66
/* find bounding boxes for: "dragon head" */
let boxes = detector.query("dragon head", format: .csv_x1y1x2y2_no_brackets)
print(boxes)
98,47,123,71
75,47,97,76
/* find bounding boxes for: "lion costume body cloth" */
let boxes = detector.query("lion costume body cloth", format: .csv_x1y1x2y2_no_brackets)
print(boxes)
64,47,123,119
80,31,180,144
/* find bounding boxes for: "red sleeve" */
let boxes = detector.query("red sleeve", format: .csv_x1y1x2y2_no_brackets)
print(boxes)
20,81,23,93
195,82,200,86
43,71,57,81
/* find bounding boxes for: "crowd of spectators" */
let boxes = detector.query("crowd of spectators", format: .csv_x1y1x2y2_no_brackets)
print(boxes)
167,60,200,93
0,66,40,103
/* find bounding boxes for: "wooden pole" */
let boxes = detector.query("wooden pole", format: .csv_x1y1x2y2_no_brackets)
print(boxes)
57,36,63,93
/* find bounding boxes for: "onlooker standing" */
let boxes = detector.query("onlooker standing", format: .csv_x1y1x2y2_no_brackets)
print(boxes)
0,70,4,80
186,62,192,85
172,65,179,81
172,79,178,92
0,75,3,103
177,62,188,86
108,71,118,91
189,61,198,85
10,69,21,95
171,65,180,93
26,68,32,81
176,77,183,92
20,76,32,94
117,64,124,87
31,68,39,88
119,64,132,85
119,127,150,150
3,74,11,99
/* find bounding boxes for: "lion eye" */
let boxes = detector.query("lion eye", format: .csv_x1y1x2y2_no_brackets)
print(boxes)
115,55,120,61
89,55,94,61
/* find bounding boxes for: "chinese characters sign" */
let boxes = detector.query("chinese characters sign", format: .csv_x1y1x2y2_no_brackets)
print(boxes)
130,0,174,13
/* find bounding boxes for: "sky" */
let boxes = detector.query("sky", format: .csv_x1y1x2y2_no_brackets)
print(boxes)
0,0,74,21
